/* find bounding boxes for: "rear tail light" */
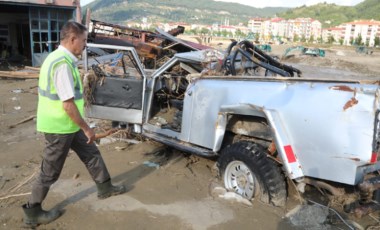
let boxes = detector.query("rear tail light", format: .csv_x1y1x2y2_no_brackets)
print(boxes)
372,110,380,163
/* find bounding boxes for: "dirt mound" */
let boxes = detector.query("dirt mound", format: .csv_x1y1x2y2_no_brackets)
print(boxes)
283,55,379,77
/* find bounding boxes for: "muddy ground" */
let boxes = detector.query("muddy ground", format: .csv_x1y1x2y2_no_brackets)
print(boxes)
1,41,380,230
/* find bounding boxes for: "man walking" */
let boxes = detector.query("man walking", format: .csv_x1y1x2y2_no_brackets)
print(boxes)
22,21,126,228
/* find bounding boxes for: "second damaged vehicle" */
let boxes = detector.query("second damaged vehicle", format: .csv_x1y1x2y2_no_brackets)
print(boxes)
83,41,380,217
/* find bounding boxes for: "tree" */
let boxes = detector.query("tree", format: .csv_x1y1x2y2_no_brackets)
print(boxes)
309,35,314,43
255,32,260,42
339,38,343,45
200,27,210,35
317,35,323,44
327,35,335,44
301,35,306,42
189,29,198,35
235,29,240,37
375,37,380,47
235,29,245,39
293,34,299,42
221,30,228,37
355,34,362,45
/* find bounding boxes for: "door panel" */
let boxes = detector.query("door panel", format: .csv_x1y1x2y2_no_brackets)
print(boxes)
92,77,143,110
84,43,147,125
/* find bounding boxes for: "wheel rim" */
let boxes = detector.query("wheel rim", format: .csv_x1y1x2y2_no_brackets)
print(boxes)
224,160,256,199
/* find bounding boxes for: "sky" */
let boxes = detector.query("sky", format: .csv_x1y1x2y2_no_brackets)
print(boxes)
80,0,365,8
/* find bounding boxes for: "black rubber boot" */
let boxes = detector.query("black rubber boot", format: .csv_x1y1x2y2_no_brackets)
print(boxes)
22,203,61,228
96,180,126,199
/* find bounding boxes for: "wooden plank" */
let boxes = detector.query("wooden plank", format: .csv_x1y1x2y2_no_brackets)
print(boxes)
23,66,41,71
0,70,39,79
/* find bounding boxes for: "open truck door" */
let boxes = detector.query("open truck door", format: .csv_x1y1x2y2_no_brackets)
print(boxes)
83,43,147,125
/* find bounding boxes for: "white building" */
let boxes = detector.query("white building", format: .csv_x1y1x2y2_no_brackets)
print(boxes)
248,18,265,34
322,26,345,44
257,17,322,43
342,20,380,47
285,18,321,41
310,20,322,41
261,18,287,42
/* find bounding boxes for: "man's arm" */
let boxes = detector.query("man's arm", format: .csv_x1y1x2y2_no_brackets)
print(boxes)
53,64,95,144
63,98,95,144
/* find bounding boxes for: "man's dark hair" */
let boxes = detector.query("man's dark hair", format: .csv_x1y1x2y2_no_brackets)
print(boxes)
60,21,87,41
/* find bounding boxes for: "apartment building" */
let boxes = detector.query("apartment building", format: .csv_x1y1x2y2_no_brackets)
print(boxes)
260,18,287,42
257,17,322,43
286,18,322,41
248,17,265,34
322,26,345,43
342,20,380,46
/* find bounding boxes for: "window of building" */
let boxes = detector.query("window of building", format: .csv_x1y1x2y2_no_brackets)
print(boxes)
0,24,9,43
29,7,74,66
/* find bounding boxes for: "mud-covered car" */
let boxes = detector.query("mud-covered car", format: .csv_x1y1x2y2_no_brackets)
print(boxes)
83,41,380,217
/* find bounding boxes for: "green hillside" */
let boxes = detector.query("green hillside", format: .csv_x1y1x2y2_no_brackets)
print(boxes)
278,0,380,28
83,0,288,25
355,0,380,20
82,0,380,28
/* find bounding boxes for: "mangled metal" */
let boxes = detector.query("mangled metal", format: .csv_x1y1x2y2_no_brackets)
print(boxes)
224,40,302,77
88,20,211,68
83,40,380,218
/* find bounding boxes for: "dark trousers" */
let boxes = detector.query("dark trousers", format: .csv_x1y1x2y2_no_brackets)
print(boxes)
29,130,110,205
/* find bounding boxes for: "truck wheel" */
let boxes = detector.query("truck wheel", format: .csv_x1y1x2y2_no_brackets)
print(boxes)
218,141,287,206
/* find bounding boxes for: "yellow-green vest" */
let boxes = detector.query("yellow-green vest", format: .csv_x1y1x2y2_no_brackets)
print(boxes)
36,49,84,134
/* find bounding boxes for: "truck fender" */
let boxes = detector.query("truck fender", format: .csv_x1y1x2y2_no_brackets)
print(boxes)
215,104,304,180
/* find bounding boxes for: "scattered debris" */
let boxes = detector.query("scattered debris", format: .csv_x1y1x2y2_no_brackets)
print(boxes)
8,115,36,129
0,167,38,201
208,179,251,206
152,116,168,126
0,192,31,201
211,186,227,197
94,128,119,140
98,137,141,146
219,192,252,206
143,161,160,169
10,96,21,111
115,146,128,151
286,204,329,228
336,51,345,56
11,89,23,94
73,173,80,180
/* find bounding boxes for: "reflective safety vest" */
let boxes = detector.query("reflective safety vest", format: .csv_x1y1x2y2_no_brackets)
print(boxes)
36,49,84,134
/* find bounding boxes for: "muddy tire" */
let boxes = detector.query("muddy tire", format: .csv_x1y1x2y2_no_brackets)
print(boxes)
217,141,287,206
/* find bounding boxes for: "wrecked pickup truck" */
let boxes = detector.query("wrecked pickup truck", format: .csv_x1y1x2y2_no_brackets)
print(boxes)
83,41,380,217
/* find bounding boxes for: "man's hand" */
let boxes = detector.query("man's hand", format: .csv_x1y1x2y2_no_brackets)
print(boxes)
83,127,96,144
63,98,94,144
